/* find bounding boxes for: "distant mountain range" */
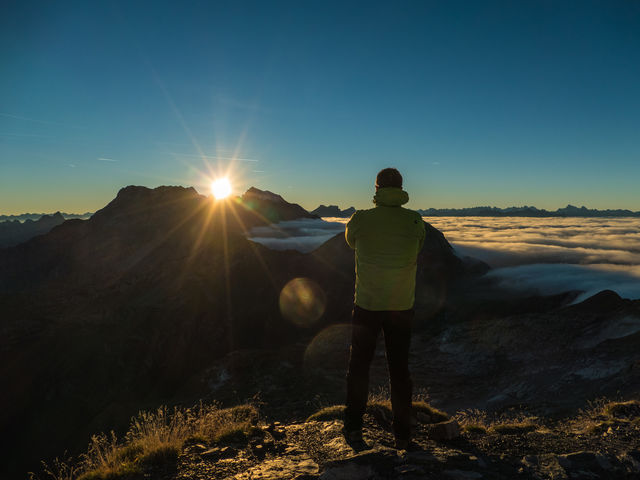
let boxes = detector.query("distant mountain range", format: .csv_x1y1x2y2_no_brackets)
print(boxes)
311,204,640,218
4,184,640,478
0,211,92,222
0,212,66,248
417,204,640,217
311,205,356,218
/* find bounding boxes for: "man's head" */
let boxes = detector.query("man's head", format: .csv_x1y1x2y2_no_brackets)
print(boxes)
375,168,403,190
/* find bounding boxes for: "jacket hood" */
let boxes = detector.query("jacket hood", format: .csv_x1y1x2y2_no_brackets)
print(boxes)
373,187,409,207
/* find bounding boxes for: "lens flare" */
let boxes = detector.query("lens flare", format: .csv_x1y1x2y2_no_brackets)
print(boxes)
303,324,351,369
211,177,232,199
279,277,326,326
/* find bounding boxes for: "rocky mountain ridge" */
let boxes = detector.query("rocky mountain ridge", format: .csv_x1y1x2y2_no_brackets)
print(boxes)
0,211,65,247
418,204,640,217
3,185,640,479
311,205,356,218
0,185,476,478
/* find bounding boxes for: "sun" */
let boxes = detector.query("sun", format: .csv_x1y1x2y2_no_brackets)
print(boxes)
211,177,232,199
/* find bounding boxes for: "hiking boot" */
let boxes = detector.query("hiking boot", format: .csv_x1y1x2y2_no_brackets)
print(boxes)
341,427,368,451
394,438,410,450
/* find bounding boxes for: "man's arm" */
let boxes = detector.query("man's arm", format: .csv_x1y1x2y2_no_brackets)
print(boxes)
345,211,359,249
418,216,426,251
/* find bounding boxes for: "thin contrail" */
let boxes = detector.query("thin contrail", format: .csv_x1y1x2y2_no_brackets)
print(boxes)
161,152,259,162
0,112,84,128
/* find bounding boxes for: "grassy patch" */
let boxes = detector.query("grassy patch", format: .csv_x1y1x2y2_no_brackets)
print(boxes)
463,424,488,434
456,408,489,433
137,445,179,467
366,400,393,421
36,402,260,480
490,421,538,435
413,401,449,423
305,399,448,427
306,405,345,422
604,400,640,420
213,423,250,445
456,409,540,436
586,419,616,434
568,397,640,434
76,463,140,480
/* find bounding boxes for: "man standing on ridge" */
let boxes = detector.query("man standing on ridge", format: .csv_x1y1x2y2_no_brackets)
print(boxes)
343,167,425,451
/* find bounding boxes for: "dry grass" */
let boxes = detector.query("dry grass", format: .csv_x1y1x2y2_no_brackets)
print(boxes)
490,421,538,435
463,424,488,434
305,398,448,425
568,397,640,434
412,401,449,423
456,408,489,433
456,408,539,435
604,400,640,420
34,402,259,480
306,405,345,422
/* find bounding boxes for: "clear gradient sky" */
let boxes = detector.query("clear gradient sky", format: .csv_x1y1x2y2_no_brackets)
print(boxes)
2,1,640,214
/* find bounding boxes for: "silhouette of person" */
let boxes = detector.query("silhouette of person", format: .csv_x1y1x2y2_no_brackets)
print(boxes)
343,167,425,450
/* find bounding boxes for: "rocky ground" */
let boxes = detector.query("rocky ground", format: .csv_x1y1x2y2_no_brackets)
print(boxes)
146,401,640,480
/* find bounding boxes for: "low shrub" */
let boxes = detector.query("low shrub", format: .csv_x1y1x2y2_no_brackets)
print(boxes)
490,421,538,435
413,401,449,423
463,424,488,434
604,400,640,420
306,405,345,422
36,402,259,480
213,423,250,445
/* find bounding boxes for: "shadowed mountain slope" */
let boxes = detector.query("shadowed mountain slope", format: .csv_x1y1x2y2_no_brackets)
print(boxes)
0,211,65,248
8,185,637,479
0,185,481,477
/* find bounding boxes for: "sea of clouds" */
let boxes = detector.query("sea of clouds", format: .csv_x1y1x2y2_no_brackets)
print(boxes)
248,216,640,300
426,217,640,302
248,218,346,253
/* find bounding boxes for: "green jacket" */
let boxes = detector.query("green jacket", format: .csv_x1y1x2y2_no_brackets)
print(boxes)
345,187,425,311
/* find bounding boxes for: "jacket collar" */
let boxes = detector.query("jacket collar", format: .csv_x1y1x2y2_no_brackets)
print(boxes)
373,187,409,207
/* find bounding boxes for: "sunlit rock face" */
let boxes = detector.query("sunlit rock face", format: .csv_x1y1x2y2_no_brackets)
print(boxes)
241,187,318,224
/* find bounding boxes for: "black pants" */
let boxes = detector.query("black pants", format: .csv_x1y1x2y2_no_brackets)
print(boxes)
344,305,413,440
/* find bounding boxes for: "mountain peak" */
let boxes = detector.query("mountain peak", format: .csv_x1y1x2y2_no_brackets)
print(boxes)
241,187,317,223
311,205,356,218
90,185,204,227
242,187,286,203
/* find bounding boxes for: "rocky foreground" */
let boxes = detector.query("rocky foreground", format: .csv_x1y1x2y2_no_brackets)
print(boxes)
123,400,640,480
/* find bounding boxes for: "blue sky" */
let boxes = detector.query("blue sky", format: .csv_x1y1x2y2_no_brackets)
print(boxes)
1,1,640,213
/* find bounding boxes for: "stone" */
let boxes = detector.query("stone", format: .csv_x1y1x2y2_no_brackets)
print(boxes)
443,469,483,479
426,419,461,441
201,446,237,460
229,455,319,480
620,449,640,471
558,451,612,472
319,463,375,480
185,443,208,453
406,450,440,464
395,464,425,474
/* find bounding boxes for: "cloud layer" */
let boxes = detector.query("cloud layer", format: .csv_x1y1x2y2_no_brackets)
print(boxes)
247,216,640,299
425,216,640,300
248,218,345,253
426,217,640,267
